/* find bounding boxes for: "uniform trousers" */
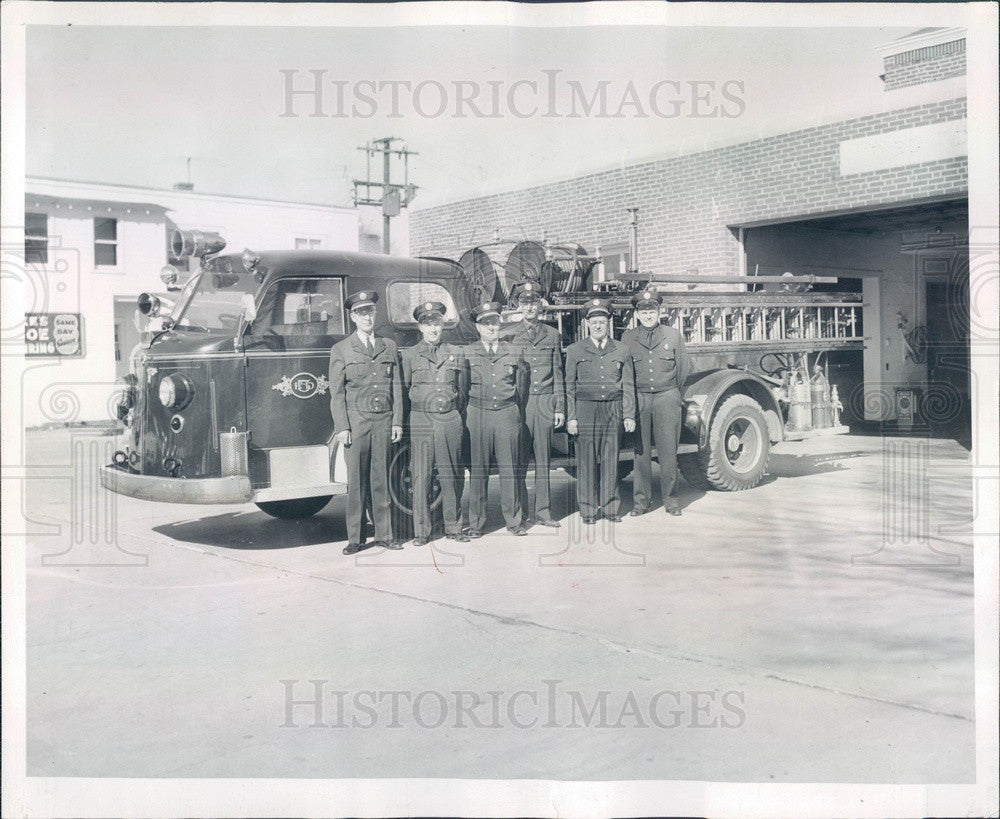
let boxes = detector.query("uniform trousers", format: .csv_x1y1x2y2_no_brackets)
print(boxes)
575,398,623,518
344,410,393,545
409,408,465,539
517,392,556,522
467,403,521,530
633,388,683,512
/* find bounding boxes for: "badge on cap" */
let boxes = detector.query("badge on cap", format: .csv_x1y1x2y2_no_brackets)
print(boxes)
643,291,652,300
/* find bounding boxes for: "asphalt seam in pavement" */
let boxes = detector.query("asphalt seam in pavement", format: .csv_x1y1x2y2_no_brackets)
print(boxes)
33,508,973,724
154,541,973,725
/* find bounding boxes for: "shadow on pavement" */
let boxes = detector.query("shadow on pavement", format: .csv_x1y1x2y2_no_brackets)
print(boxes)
153,508,346,549
767,449,873,479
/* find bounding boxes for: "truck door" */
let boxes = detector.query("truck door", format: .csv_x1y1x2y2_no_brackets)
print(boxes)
243,276,345,454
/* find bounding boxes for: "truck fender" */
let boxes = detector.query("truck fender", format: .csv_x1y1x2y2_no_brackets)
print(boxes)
683,369,783,449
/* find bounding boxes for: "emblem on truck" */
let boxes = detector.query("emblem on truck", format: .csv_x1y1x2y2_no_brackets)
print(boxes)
271,373,330,399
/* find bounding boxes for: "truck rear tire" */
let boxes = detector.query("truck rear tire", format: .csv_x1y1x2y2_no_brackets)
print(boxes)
686,394,770,491
255,496,332,519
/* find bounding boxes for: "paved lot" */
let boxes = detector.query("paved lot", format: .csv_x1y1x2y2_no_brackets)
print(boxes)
22,427,975,781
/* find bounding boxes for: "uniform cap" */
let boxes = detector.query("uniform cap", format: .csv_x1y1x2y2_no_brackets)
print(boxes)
471,301,502,323
584,298,611,318
510,279,543,303
346,290,379,311
632,289,662,309
413,300,447,322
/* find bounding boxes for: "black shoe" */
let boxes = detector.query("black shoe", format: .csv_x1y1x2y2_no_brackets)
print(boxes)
630,506,650,517
373,540,403,551
465,528,483,539
342,542,366,555
507,525,528,536
446,532,470,542
605,514,622,522
581,516,598,525
666,507,682,517
413,537,428,547
535,518,560,528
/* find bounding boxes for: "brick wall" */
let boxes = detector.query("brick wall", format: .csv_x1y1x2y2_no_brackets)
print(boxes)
411,97,968,278
883,39,966,91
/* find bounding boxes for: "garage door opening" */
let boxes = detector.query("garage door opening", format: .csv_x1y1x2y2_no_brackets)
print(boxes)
735,198,970,442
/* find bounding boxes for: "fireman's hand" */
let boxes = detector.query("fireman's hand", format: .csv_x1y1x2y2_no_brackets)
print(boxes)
623,418,636,433
566,419,579,436
334,430,351,447
391,425,403,443
553,412,565,429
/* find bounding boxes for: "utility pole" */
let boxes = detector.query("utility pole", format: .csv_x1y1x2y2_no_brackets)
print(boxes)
353,137,418,254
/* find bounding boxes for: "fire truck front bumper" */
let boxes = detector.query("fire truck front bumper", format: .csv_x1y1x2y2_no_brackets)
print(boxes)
99,463,254,505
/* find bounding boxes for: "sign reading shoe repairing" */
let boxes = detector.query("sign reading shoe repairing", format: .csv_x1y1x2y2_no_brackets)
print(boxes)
24,313,84,357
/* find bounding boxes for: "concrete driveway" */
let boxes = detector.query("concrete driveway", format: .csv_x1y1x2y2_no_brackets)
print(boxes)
23,427,974,782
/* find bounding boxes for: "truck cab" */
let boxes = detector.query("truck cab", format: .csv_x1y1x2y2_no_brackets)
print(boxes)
101,243,479,518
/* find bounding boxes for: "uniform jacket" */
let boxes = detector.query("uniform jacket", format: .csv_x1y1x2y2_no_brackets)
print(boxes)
328,332,403,431
565,337,637,421
463,340,526,410
621,324,690,394
401,341,467,414
502,320,566,413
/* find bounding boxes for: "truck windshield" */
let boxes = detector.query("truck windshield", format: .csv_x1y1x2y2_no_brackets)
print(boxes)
170,269,257,331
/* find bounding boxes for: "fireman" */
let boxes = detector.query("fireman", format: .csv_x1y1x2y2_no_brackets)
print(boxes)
622,289,690,516
464,301,528,538
400,301,469,546
329,290,404,555
565,298,637,523
504,279,565,528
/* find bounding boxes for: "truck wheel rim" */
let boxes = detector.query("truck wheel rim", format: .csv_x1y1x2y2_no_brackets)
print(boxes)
725,417,759,472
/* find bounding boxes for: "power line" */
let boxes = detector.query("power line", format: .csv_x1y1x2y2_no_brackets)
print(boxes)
352,137,418,254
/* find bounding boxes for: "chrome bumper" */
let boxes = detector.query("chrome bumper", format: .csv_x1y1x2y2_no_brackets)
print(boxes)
99,464,253,504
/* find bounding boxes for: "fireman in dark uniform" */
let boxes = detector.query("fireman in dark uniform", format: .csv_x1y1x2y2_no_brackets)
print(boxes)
621,289,690,516
565,298,637,523
464,301,528,537
400,301,469,547
329,290,404,554
504,279,565,528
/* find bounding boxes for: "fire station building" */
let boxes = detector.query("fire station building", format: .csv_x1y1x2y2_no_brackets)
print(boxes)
409,27,971,428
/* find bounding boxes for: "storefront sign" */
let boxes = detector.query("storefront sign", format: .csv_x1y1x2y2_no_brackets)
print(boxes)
24,313,84,357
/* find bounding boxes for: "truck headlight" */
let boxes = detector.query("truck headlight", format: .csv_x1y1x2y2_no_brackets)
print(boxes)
158,373,194,410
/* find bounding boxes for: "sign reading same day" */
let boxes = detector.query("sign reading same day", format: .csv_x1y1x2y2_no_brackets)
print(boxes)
25,313,84,357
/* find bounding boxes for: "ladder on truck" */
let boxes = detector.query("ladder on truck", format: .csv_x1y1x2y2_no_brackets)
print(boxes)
546,274,865,355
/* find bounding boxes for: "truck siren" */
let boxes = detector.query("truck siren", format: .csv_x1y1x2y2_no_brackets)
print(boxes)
170,228,226,259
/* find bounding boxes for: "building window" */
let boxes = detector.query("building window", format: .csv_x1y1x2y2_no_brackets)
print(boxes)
94,217,118,266
598,242,631,281
295,237,322,250
25,213,48,264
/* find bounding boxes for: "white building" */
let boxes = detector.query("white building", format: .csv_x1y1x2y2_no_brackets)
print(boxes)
22,176,360,427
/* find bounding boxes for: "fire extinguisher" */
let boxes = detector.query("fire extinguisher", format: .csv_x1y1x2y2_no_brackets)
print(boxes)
788,367,813,432
810,364,833,429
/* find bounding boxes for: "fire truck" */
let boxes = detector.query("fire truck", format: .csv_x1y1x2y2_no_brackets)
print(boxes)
100,217,864,520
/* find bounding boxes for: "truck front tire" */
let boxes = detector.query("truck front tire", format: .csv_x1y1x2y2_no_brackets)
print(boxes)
255,496,332,519
681,393,770,491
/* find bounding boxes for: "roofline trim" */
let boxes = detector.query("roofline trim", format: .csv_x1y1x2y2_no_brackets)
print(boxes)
26,175,356,214
875,27,966,57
